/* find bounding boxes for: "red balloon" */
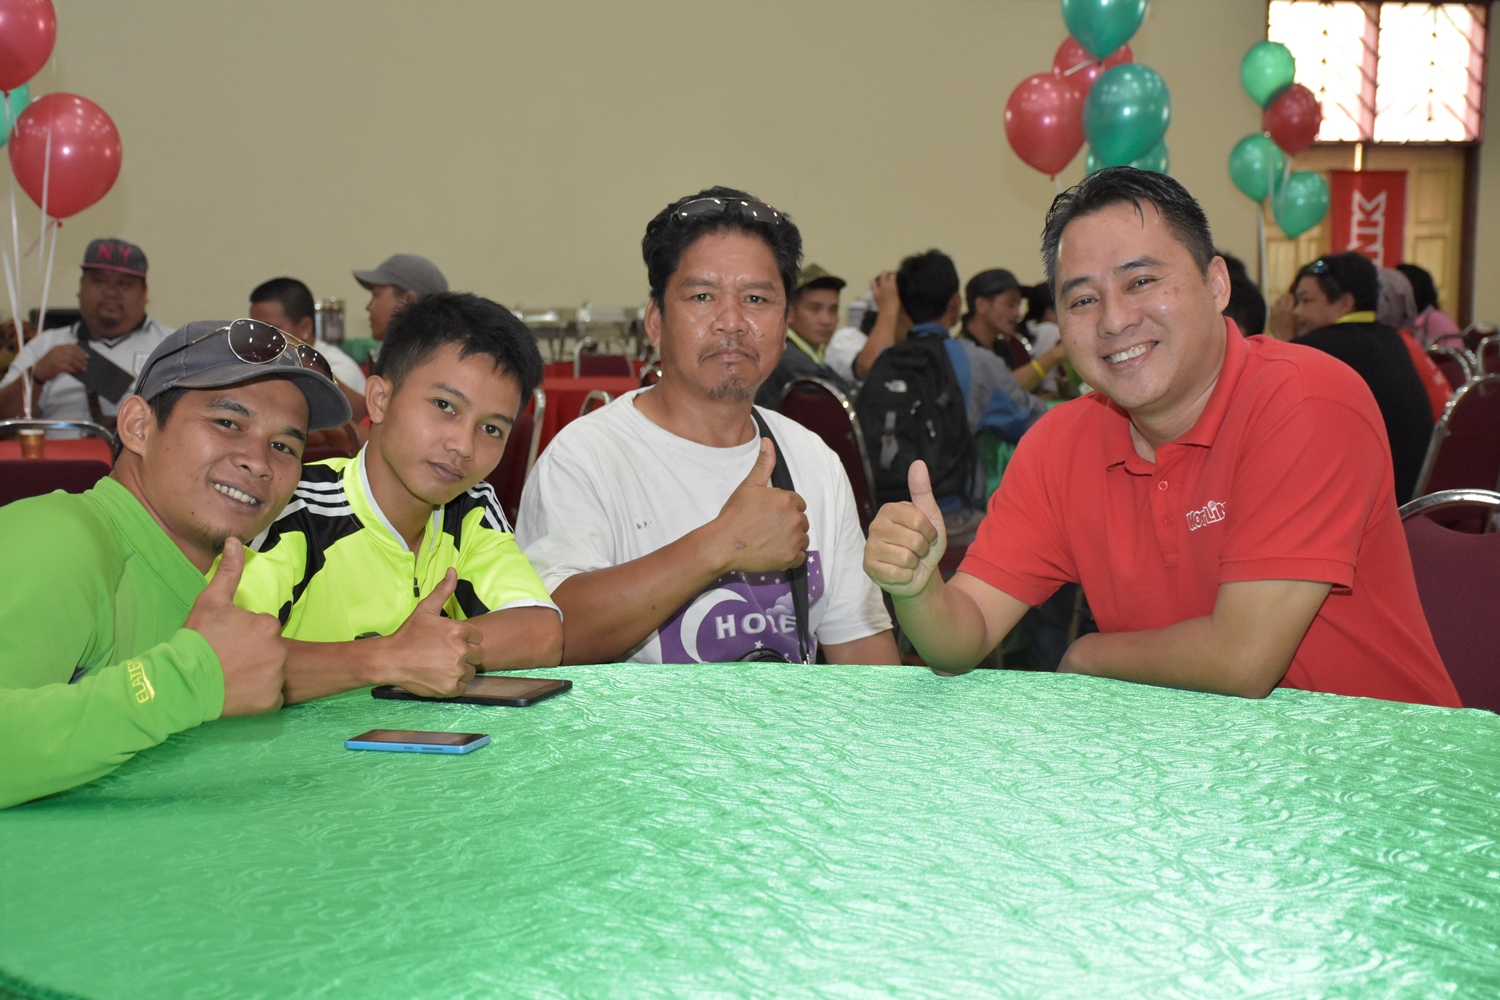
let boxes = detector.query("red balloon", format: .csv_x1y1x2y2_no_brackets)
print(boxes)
1263,83,1322,156
1052,37,1133,99
9,94,122,219
1005,73,1084,178
0,0,55,92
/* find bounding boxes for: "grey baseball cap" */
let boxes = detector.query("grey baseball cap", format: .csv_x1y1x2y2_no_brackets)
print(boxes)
133,320,352,431
353,254,449,297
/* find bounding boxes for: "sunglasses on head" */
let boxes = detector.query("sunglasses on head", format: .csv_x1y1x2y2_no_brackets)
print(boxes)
672,196,784,225
136,318,334,391
1306,258,1332,275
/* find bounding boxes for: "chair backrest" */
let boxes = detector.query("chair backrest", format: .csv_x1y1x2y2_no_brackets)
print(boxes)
1462,326,1490,353
578,389,613,417
778,377,878,532
1425,346,1473,390
301,423,362,465
0,417,114,442
0,459,112,507
1413,375,1500,503
1478,335,1500,376
483,388,545,529
573,336,633,378
639,363,663,387
1400,489,1500,712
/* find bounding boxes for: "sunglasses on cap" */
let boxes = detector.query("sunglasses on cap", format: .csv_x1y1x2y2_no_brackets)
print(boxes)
672,196,784,225
136,318,334,391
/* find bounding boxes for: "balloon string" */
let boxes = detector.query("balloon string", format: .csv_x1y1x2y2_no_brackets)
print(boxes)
1061,59,1093,77
35,216,56,341
3,149,24,418
37,123,49,288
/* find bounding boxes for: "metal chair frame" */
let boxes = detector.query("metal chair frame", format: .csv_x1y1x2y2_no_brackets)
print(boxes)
1399,488,1500,524
1425,345,1475,388
523,387,546,475
780,376,879,528
578,389,613,418
0,418,114,441
1413,374,1500,497
1477,334,1500,377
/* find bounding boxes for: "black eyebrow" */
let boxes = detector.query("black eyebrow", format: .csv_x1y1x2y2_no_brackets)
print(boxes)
209,396,305,442
434,381,514,426
1117,256,1167,273
1059,276,1091,296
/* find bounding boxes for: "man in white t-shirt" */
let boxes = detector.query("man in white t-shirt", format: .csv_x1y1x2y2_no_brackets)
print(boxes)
0,239,173,429
517,186,896,666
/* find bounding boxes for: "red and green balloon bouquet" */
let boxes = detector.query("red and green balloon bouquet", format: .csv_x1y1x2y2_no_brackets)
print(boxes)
1229,40,1327,237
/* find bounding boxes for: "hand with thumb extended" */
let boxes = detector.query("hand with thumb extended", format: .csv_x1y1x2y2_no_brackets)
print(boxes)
712,436,809,574
415,565,460,616
187,538,287,717
862,460,948,599
743,437,776,488
380,567,482,698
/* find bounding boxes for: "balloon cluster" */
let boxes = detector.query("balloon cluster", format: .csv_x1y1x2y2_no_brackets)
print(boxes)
1005,0,1170,180
0,0,122,220
1229,41,1327,238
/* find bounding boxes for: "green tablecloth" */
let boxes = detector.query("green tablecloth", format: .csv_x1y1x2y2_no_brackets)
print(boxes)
2,665,1498,998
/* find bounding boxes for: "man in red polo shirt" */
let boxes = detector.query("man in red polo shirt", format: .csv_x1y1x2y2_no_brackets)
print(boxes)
863,167,1459,707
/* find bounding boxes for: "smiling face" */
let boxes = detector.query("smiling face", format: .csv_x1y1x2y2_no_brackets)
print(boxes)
365,341,521,514
1055,200,1230,428
1291,276,1353,336
645,230,786,402
121,377,309,571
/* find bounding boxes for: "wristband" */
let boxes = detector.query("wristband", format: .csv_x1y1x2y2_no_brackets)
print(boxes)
1030,359,1047,379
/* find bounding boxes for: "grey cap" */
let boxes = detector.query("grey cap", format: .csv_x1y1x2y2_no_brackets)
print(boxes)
133,320,352,431
353,254,449,297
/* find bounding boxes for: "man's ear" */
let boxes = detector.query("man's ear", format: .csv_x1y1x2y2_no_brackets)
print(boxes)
365,374,391,426
293,316,316,341
1334,292,1358,316
115,395,152,459
1207,256,1232,313
400,290,419,306
644,298,664,350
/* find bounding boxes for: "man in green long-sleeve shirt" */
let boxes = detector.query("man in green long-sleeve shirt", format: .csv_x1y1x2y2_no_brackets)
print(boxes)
0,318,351,808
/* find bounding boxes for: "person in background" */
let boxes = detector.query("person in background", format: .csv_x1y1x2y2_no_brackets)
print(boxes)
518,186,896,666
0,239,174,429
0,319,352,808
756,263,853,408
249,277,368,424
961,268,1068,393
823,270,904,387
354,253,449,341
1021,283,1063,395
1377,267,1452,421
864,166,1458,707
1219,252,1266,337
1275,252,1433,504
1396,262,1462,348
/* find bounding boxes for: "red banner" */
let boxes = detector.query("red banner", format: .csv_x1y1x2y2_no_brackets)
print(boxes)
1328,170,1407,269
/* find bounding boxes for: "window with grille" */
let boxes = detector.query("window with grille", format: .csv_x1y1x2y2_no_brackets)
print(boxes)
1267,1,1487,143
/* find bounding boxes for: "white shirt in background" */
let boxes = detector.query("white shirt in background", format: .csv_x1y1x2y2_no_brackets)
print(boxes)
0,318,174,429
315,339,366,393
824,326,870,386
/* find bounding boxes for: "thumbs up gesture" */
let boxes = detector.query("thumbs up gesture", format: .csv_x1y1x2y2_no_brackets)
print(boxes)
186,537,287,717
863,460,947,599
379,568,483,698
711,437,810,574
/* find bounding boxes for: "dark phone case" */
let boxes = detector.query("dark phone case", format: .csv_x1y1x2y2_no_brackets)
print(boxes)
78,346,136,403
371,678,572,708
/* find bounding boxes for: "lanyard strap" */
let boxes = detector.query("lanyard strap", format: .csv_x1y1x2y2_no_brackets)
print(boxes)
750,409,811,665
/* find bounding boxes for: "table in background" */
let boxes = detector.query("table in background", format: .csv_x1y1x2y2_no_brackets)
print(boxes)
2,666,1498,999
0,438,112,463
537,373,639,451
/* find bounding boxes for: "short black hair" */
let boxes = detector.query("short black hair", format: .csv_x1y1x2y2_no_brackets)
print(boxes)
249,277,316,326
374,292,543,405
1022,282,1055,325
896,250,959,325
1396,262,1440,313
1041,166,1216,294
1219,252,1266,337
642,186,802,311
1296,252,1378,313
110,387,187,459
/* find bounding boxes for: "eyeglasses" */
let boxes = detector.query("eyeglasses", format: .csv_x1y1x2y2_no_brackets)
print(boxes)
672,196,784,225
136,318,334,391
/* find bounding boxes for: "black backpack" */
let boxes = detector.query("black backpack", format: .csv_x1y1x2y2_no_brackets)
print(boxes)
855,333,976,506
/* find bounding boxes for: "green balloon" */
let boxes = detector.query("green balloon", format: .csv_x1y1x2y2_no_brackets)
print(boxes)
0,85,29,148
1062,0,1149,60
1240,41,1296,108
1087,140,1168,175
1083,63,1171,167
1272,171,1329,238
1227,133,1286,201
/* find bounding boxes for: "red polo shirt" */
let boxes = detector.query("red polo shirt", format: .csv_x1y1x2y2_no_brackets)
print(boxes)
960,324,1460,707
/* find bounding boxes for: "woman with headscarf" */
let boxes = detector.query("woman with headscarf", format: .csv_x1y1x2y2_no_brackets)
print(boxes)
1396,262,1463,348
1380,267,1452,420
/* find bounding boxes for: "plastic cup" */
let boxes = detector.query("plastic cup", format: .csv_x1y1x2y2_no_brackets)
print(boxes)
18,428,44,458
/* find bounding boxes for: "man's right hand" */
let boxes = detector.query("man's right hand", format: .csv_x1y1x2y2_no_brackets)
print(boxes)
864,460,947,599
32,344,89,383
871,270,901,314
186,538,287,717
711,438,809,574
377,568,482,698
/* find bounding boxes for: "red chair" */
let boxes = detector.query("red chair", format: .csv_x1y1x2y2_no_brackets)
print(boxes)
1399,489,1500,712
1477,334,1500,376
1426,346,1473,391
573,337,633,378
778,377,878,532
0,458,111,506
1413,375,1500,529
483,387,545,529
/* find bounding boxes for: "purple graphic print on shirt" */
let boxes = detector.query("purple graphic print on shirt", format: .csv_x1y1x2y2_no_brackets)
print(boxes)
656,552,826,662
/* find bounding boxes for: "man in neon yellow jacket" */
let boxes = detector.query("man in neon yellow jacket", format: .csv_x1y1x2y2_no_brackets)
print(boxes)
0,319,350,808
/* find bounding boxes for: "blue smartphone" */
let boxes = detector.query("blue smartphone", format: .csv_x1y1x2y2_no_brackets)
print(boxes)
345,729,490,754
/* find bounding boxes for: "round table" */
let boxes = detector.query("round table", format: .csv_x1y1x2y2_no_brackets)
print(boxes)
2,665,1497,998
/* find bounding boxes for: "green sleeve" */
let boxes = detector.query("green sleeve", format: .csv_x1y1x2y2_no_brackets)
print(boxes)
0,629,225,809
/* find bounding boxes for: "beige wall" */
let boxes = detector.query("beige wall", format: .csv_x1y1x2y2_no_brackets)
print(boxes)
1473,16,1500,326
23,0,1269,337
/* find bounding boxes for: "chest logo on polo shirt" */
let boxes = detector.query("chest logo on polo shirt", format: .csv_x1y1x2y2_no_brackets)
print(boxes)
1185,500,1228,531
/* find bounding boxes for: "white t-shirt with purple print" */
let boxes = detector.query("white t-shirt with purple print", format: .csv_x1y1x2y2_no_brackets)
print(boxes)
516,389,890,663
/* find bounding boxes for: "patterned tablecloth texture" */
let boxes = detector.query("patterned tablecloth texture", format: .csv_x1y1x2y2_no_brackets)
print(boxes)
1,664,1497,999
